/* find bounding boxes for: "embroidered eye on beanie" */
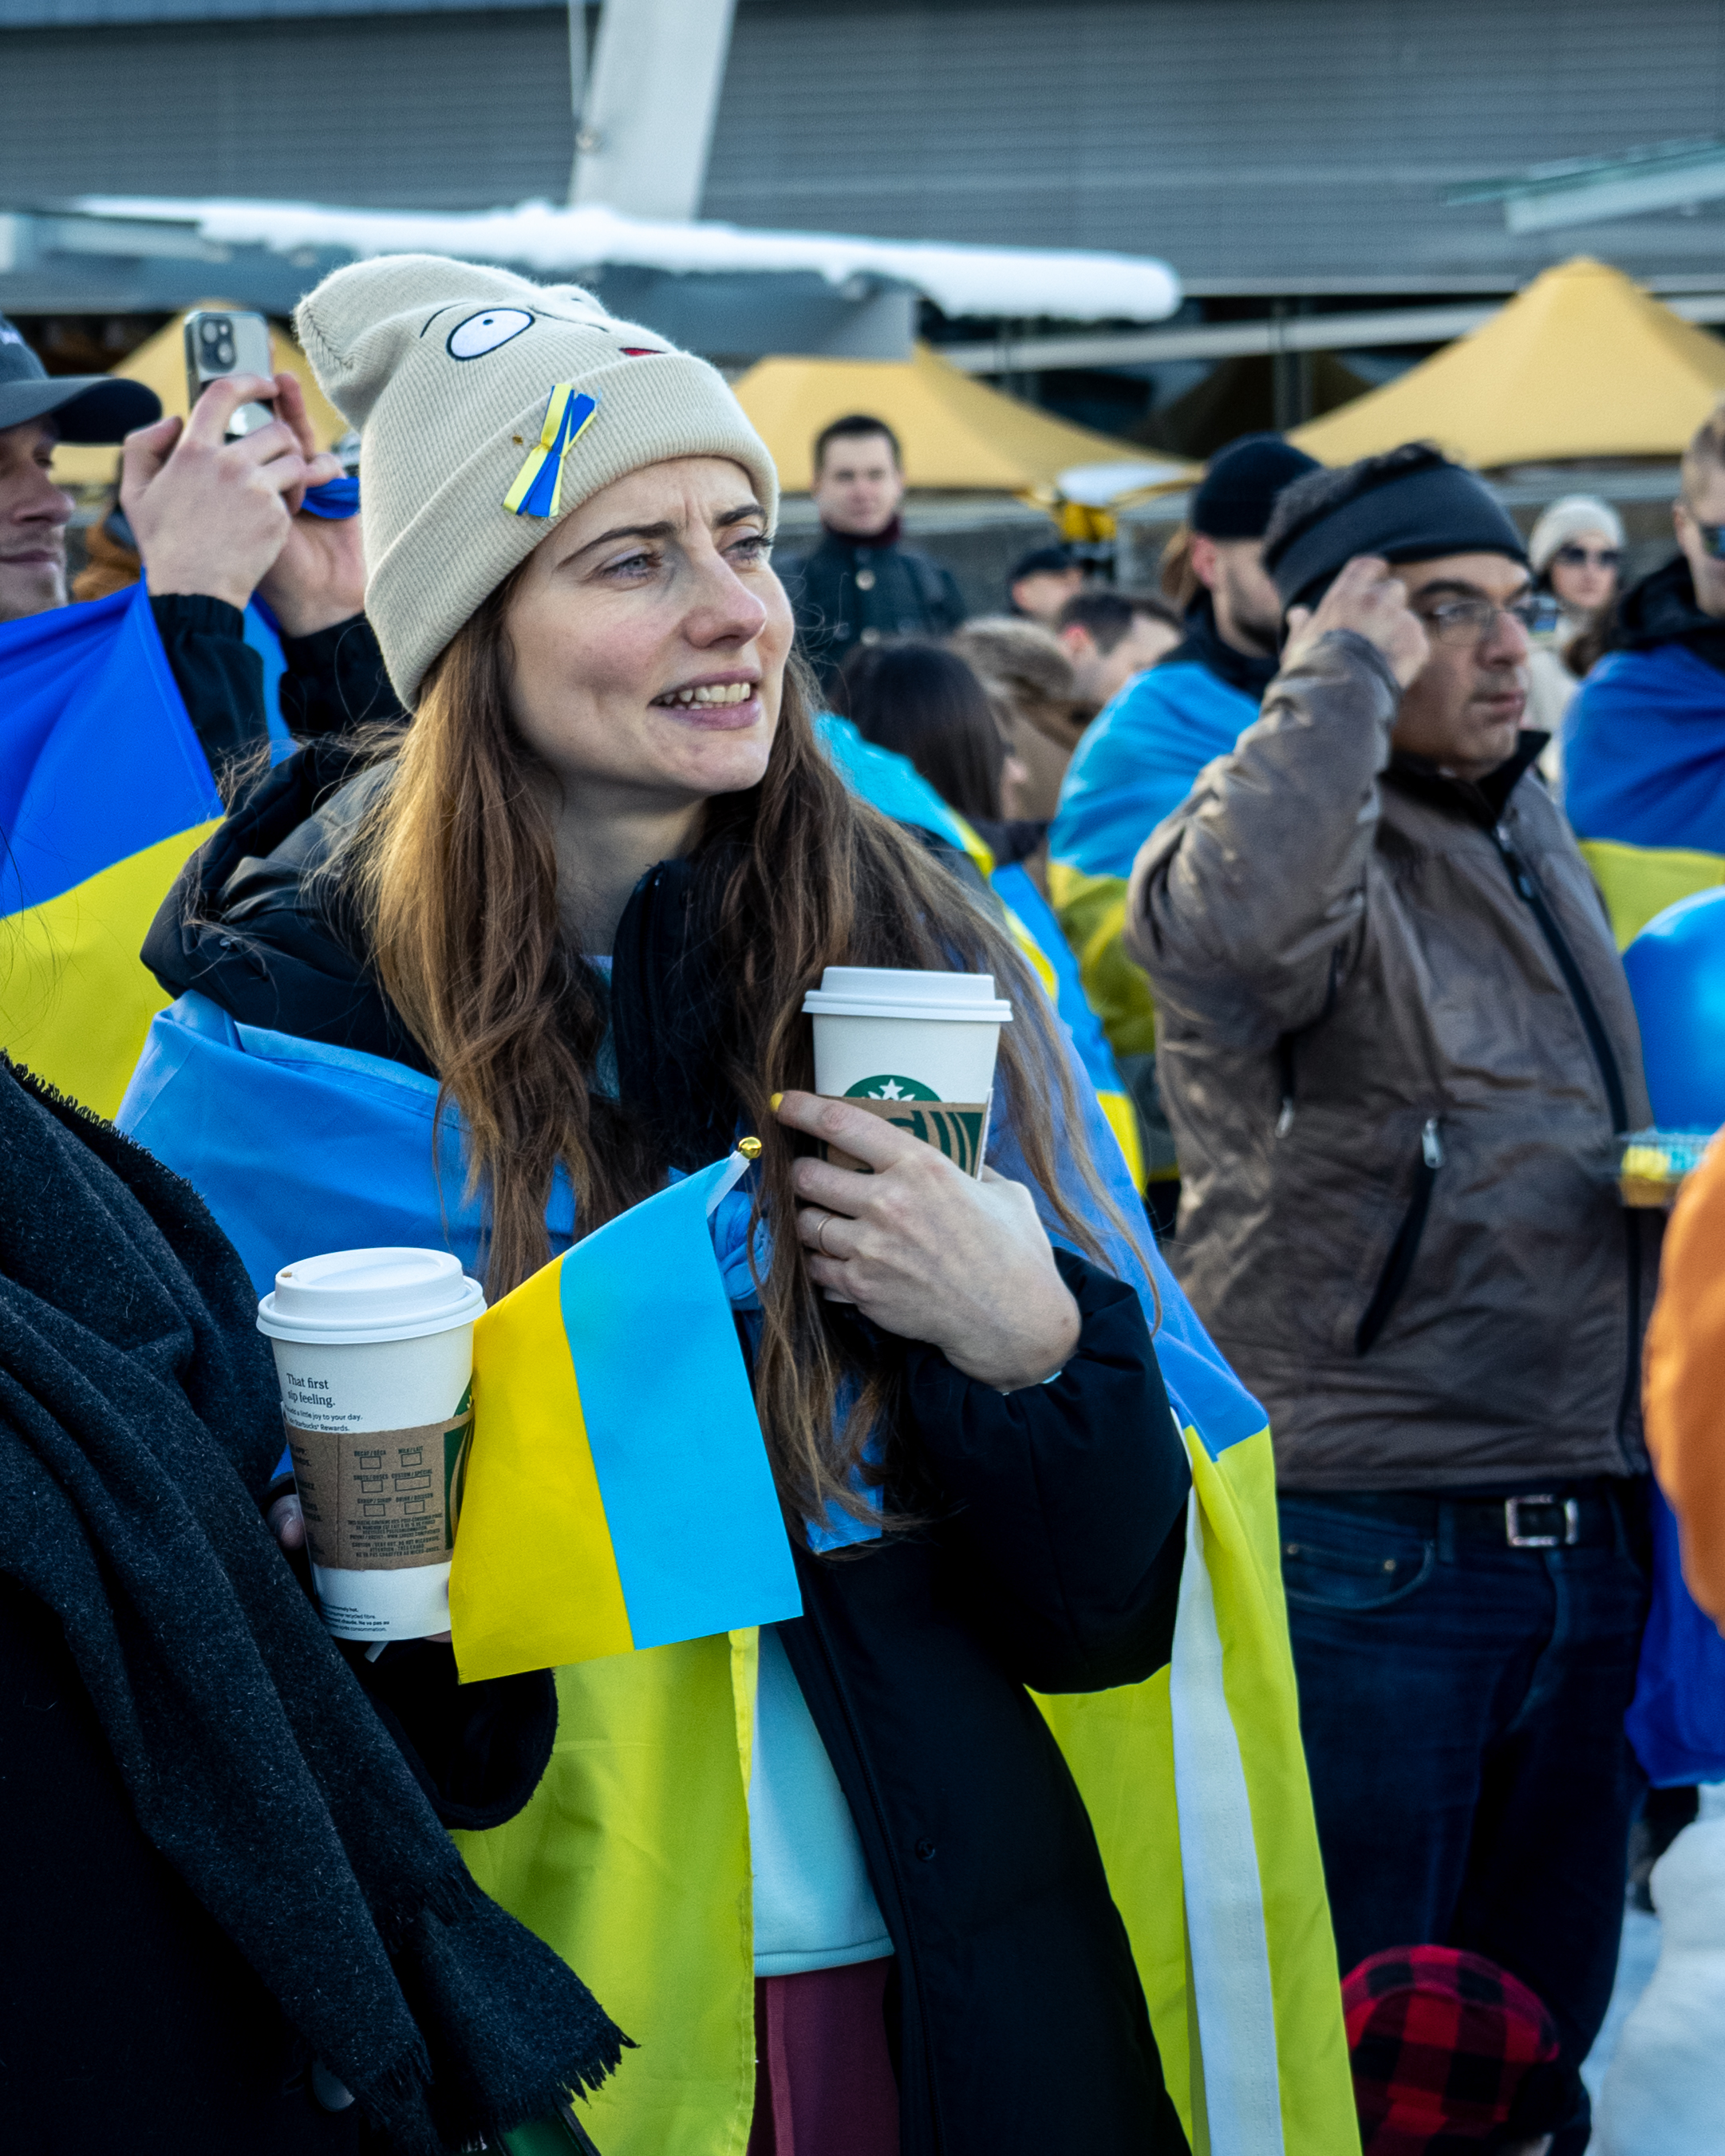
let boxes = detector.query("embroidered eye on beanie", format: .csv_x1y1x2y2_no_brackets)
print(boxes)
294,255,780,708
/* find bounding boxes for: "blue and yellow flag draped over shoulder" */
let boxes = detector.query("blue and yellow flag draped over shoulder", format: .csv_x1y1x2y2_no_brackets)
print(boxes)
816,713,1146,1187
453,1155,802,1678
118,983,1352,2156
1,582,222,1114
1565,643,1725,946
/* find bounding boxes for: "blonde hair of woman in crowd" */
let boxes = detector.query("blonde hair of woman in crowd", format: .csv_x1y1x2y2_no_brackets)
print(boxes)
135,257,1194,2156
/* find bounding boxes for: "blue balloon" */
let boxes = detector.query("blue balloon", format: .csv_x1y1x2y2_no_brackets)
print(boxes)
1623,885,1725,1130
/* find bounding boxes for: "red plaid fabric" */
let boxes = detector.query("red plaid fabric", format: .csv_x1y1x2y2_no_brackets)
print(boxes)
1343,1946,1561,2154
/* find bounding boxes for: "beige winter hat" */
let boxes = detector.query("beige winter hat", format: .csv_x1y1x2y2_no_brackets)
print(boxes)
294,255,780,707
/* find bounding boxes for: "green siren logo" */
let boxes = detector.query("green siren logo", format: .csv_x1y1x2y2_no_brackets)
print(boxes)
845,1075,941,1102
841,1076,985,1176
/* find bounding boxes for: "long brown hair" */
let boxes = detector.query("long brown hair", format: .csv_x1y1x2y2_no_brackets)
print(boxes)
340,563,1136,1538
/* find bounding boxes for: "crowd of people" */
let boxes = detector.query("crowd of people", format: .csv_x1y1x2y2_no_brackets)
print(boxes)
2,255,1724,2156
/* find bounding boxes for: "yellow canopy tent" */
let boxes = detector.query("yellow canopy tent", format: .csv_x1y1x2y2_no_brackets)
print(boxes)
1292,256,1725,469
53,306,348,488
733,342,1132,492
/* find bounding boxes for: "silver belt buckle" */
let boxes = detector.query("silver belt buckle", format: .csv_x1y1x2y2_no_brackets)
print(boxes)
1506,1495,1580,1548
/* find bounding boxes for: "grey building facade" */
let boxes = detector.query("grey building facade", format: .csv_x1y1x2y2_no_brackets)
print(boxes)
4,0,1725,298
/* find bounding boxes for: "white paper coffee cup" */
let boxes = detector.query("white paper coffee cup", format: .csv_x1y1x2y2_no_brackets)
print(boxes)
801,967,1012,1176
258,1249,485,1641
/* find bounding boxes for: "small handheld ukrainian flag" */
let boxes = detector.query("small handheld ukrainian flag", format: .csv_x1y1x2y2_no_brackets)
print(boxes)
1,581,223,1115
450,1147,803,1681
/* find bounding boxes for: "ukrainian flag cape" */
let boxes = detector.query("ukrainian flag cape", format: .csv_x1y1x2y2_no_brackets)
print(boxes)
1048,658,1259,1068
818,714,1145,1186
118,981,1349,2155
1565,642,1725,946
1,581,223,1114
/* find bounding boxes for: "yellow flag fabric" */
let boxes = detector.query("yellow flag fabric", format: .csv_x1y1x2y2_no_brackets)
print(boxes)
2,820,218,1117
456,1421,1353,2156
1579,836,1725,950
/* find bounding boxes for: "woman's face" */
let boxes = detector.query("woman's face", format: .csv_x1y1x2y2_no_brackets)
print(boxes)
1547,527,1620,614
504,456,791,815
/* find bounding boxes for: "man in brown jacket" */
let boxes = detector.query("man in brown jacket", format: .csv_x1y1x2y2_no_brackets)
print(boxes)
1127,444,1657,2155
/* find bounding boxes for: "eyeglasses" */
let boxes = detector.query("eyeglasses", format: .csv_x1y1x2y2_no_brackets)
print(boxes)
1415,594,1564,646
1553,543,1621,571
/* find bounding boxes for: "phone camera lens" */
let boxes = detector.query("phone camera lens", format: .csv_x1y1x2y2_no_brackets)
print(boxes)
200,321,222,346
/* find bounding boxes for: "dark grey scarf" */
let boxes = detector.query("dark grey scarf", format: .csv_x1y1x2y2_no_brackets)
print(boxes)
0,1060,625,2152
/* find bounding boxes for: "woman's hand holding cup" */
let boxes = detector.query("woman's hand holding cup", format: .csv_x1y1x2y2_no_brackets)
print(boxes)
775,1091,1080,1392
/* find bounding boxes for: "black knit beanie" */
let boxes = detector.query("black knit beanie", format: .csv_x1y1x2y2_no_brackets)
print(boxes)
1190,433,1320,540
1262,442,1526,609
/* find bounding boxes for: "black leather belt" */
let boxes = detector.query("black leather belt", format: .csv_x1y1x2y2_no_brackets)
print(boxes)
1292,1485,1624,1551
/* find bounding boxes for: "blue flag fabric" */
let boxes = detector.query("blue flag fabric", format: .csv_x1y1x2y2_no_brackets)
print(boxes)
1052,658,1258,883
118,989,1263,1464
0,580,223,1112
1625,1480,1725,1786
0,579,217,914
1565,644,1725,857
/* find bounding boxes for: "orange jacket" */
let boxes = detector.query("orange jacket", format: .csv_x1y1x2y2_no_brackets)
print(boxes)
1644,1139,1725,1623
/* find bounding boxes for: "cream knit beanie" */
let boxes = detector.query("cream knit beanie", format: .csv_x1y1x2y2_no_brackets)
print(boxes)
294,255,780,707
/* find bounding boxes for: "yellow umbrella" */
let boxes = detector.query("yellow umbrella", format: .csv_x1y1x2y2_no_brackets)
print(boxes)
1292,256,1725,468
53,306,348,489
733,342,1132,492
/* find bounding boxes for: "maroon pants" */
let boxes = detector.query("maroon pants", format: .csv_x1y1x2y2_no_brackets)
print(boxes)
747,1957,900,2156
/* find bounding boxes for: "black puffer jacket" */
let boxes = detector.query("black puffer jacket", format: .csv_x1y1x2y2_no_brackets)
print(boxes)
142,758,1194,2156
777,527,965,690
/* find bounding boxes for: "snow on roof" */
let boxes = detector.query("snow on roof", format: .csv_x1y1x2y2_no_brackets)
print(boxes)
73,195,1182,323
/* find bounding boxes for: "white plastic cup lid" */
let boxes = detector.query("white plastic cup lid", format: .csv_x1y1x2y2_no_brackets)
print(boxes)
257,1247,487,1345
801,965,1012,1023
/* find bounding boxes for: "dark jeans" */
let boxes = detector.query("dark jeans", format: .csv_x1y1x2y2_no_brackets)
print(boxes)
1281,1485,1649,2152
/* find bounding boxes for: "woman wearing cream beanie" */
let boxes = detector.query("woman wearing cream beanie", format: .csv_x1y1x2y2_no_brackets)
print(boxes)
132,251,1198,2156
1524,493,1625,760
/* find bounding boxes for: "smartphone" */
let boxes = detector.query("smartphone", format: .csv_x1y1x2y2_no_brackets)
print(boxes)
184,310,275,436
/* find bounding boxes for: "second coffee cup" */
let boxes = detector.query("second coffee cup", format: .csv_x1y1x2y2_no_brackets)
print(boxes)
800,965,1012,1176
257,1248,485,1641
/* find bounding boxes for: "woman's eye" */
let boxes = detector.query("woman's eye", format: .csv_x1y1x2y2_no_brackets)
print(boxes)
729,532,770,562
446,308,533,359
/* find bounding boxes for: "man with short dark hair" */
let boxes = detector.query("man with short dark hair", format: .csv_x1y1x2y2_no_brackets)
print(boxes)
1007,542,1085,622
1055,587,1181,713
1127,441,1656,2155
1565,394,1725,944
776,413,964,689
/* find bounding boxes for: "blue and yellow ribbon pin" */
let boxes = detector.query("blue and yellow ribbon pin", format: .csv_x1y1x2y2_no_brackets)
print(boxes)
503,385,598,519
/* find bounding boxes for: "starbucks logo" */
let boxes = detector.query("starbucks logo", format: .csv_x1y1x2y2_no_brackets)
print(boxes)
844,1074,941,1101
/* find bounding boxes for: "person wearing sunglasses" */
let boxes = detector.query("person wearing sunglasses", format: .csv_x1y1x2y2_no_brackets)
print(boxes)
1522,496,1626,762
1123,440,1659,2156
1565,400,1725,946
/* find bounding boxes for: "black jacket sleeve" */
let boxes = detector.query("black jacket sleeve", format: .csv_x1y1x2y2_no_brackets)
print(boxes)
904,1247,1189,1695
278,615,407,738
344,1640,558,1833
152,594,266,772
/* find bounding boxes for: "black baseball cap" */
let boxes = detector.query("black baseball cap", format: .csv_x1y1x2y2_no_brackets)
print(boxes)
0,312,161,443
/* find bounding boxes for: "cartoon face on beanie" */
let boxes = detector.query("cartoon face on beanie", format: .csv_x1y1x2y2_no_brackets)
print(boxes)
294,255,780,709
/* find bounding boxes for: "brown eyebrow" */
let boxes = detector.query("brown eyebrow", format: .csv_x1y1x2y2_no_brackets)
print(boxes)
566,501,768,562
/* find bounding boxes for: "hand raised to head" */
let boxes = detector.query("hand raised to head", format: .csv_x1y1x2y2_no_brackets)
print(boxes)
1282,554,1430,689
775,1089,1080,1392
